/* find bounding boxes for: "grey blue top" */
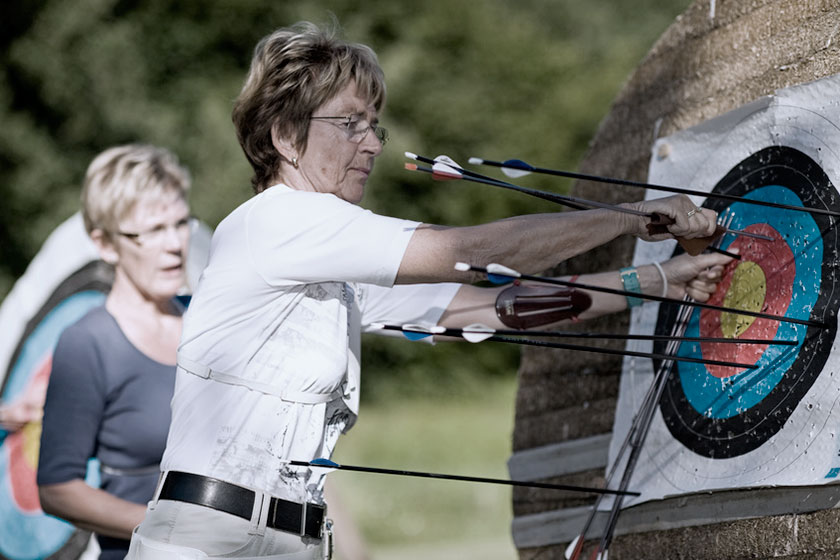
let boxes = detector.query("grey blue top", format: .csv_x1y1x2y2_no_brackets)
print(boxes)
38,306,175,559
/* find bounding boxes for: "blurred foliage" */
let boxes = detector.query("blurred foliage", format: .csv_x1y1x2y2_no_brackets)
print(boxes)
332,377,519,556
1,0,690,400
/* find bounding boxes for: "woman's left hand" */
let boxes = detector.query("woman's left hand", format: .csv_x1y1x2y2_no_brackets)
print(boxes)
660,250,737,302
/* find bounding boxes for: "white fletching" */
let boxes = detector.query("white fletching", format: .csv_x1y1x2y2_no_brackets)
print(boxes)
434,154,461,168
461,324,495,343
564,535,581,559
402,324,446,335
307,463,338,474
432,161,462,178
402,323,435,334
486,263,521,278
432,162,463,178
501,166,531,179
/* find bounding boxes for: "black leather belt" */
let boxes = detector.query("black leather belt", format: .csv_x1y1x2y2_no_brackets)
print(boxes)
159,471,324,539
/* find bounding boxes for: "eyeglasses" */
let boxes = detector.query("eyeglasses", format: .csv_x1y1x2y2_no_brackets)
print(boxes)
309,115,389,145
115,216,192,246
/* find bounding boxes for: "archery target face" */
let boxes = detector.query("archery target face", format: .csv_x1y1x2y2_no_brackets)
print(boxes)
0,213,211,559
609,74,840,503
0,262,109,560
653,146,839,459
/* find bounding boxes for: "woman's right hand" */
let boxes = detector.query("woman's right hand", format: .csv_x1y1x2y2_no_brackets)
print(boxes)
660,251,735,302
623,195,717,241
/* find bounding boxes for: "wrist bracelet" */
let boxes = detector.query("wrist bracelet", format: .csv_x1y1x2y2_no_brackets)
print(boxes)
651,261,668,298
619,267,643,308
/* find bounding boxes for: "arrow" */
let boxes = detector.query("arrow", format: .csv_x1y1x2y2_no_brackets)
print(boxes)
567,299,696,560
570,215,746,559
592,304,699,559
405,158,590,211
406,160,718,256
469,156,840,219
370,322,797,347
290,458,640,496
369,323,760,370
405,153,773,248
456,262,826,329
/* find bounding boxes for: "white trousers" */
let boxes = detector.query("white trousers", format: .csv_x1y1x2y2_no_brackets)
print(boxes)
126,498,326,559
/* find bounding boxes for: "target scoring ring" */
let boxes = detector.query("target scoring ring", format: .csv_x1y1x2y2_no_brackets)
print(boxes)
699,223,793,379
654,146,839,459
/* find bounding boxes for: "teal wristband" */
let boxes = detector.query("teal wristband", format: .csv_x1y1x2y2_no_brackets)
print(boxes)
619,267,643,308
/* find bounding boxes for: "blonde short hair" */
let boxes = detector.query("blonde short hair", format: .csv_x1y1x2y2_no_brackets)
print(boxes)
232,21,386,193
81,144,191,237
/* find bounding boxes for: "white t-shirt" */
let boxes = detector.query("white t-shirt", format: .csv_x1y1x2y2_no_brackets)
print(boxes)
161,185,460,503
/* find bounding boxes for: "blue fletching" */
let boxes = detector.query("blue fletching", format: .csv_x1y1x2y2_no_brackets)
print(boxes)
487,273,514,285
311,458,340,468
404,331,432,341
502,159,535,171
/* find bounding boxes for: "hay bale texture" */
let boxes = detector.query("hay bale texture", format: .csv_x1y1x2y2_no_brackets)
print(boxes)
513,1,840,558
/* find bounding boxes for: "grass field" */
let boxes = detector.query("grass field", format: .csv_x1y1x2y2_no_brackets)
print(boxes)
330,377,519,559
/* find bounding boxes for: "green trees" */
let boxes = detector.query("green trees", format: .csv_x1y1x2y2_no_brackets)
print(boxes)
1,0,689,395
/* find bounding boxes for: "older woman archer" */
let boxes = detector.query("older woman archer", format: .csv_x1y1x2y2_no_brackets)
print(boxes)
37,145,192,559
128,22,727,560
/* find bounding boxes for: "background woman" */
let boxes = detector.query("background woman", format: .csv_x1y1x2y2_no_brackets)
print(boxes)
37,144,192,559
129,22,726,559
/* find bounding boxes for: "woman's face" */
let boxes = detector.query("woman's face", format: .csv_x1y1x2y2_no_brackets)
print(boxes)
295,81,383,203
107,192,191,302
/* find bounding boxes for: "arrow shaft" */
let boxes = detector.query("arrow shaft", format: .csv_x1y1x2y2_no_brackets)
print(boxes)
568,304,693,560
409,162,593,211
409,159,768,242
596,217,746,555
411,153,594,211
581,218,743,557
477,157,840,219
473,265,824,329
489,334,757,369
470,329,793,346
378,324,795,347
289,460,638,496
596,334,680,556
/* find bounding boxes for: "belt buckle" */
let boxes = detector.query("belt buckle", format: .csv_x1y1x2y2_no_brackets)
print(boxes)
322,518,334,560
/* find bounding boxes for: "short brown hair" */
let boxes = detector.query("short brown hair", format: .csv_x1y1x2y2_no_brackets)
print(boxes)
232,21,386,193
81,144,190,237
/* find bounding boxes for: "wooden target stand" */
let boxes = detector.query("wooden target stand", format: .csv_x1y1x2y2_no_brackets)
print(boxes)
510,2,840,558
